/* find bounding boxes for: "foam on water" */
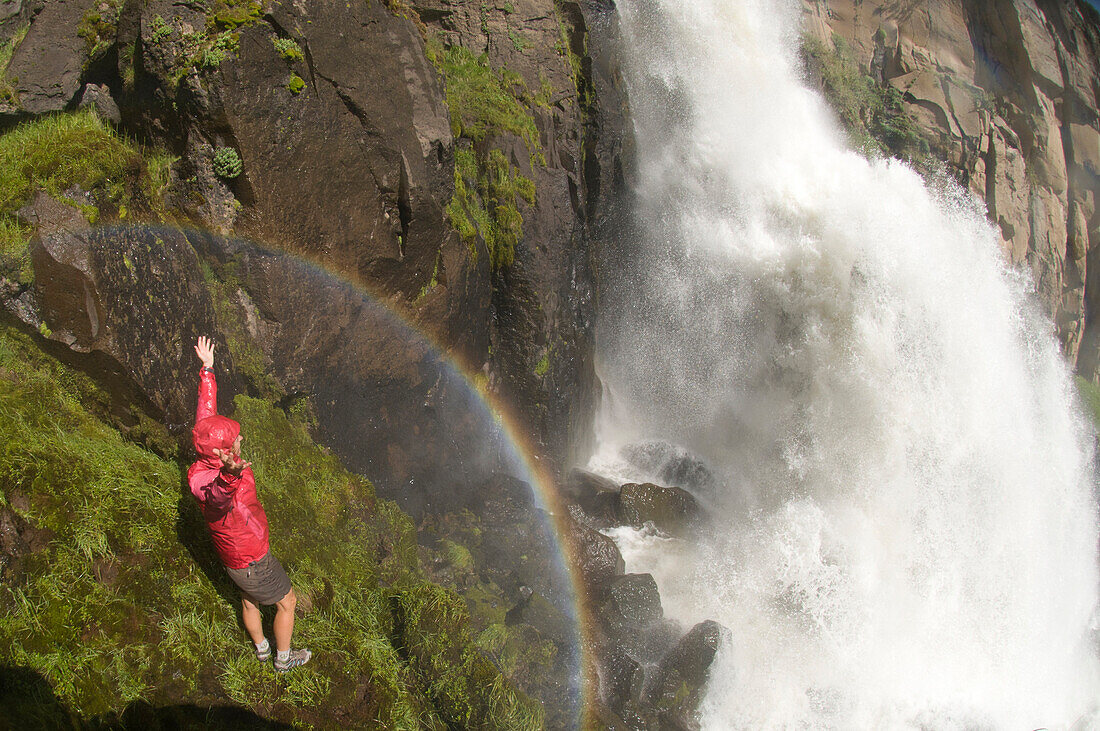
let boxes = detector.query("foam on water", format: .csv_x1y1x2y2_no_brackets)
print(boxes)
590,0,1100,727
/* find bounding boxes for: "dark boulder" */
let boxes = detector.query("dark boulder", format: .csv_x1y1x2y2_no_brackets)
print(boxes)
600,573,663,636
618,482,701,536
78,83,121,125
563,467,621,527
648,620,726,731
562,509,624,596
620,440,721,499
20,195,236,430
600,646,645,713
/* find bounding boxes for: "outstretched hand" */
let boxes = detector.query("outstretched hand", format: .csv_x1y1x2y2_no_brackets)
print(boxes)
195,336,215,369
213,447,251,475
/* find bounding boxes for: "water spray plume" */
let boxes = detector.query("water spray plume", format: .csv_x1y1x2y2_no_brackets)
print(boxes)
591,0,1100,727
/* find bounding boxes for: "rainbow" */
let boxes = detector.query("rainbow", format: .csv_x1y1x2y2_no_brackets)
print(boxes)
182,228,599,726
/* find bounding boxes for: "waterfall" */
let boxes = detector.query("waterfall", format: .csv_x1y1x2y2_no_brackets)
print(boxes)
589,0,1100,727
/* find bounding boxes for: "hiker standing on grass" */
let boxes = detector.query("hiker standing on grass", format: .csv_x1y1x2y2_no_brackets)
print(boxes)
189,335,311,672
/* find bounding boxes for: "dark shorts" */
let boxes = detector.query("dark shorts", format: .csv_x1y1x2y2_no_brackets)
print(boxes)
225,551,292,605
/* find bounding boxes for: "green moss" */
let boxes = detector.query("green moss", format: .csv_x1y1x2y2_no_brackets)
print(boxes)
0,216,32,285
395,582,543,729
273,37,305,63
78,0,124,63
447,147,534,270
534,352,550,377
210,0,263,30
427,42,539,151
440,539,474,572
287,73,306,95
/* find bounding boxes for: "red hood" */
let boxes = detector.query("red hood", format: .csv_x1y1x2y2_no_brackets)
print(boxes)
192,414,240,461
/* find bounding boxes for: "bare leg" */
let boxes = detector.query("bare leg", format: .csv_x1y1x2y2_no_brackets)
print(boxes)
241,595,266,645
273,588,297,652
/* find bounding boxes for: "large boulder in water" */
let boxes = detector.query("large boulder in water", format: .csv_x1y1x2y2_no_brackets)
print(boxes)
648,619,726,730
600,573,663,637
562,507,625,596
618,482,701,536
562,468,622,527
620,440,722,499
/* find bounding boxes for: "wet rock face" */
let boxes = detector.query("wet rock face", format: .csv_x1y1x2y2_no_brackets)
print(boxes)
618,482,700,536
648,620,724,731
17,195,235,430
2,0,93,118
802,0,1100,371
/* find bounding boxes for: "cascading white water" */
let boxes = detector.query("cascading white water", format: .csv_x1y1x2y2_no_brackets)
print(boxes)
589,0,1100,727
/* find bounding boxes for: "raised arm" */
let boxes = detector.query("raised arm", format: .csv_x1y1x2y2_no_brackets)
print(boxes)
194,335,218,422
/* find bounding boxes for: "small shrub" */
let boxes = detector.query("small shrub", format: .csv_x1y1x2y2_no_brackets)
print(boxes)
149,15,173,44
287,73,306,95
272,37,304,62
212,146,242,179
198,31,239,70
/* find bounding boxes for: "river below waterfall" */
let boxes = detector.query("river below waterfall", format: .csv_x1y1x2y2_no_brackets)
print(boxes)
588,0,1100,727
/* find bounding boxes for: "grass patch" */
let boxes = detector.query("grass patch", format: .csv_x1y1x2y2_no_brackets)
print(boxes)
0,318,542,726
395,582,543,730
0,110,138,215
0,109,178,283
427,42,539,151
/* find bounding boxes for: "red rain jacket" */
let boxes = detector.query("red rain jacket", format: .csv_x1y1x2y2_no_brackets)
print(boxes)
187,368,270,569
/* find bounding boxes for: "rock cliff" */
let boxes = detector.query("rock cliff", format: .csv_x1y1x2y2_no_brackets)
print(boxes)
801,0,1100,375
0,0,615,510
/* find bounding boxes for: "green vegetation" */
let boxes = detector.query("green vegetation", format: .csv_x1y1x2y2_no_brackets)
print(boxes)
535,351,550,377
272,37,305,63
150,15,174,45
78,0,124,63
287,73,306,95
395,582,543,729
427,42,539,150
446,147,535,270
0,110,176,283
212,146,243,179
0,318,540,727
801,33,927,162
210,0,263,30
198,31,240,70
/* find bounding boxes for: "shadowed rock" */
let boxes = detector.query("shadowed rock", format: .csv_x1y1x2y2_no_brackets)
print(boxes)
18,195,236,430
2,0,95,117
563,507,625,595
618,482,700,536
563,467,622,527
648,619,726,731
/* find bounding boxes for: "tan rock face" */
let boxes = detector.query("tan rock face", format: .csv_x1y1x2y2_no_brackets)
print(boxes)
802,0,1100,375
